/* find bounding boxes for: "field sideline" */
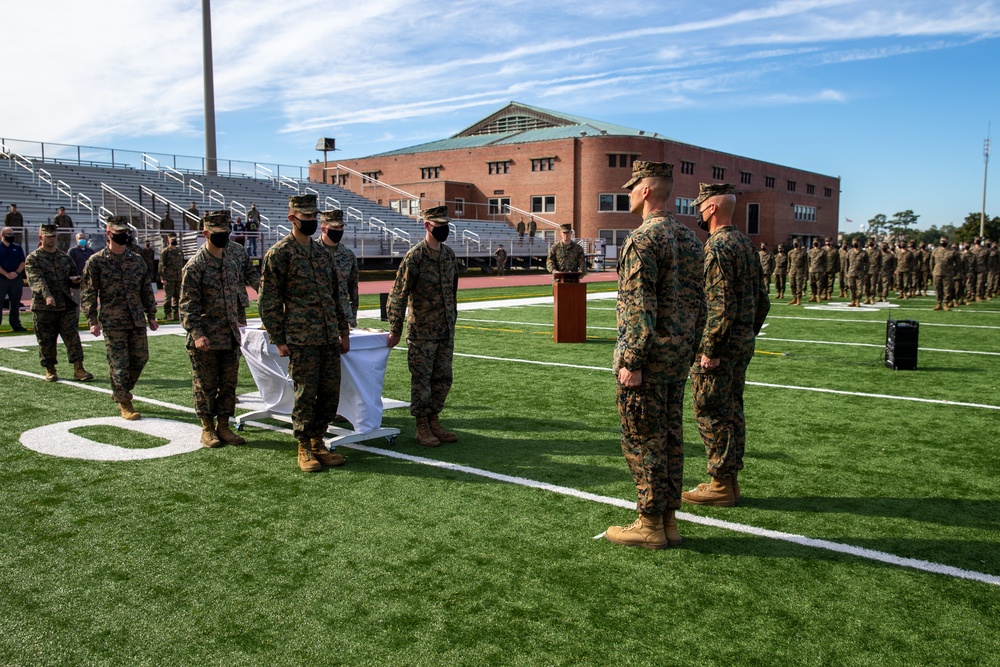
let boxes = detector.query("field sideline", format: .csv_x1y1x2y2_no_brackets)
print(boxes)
1,286,998,665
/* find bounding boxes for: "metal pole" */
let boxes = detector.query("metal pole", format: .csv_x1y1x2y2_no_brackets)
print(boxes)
202,0,218,176
982,129,991,239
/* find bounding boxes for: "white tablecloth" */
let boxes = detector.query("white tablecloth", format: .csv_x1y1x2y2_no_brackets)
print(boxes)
241,328,391,434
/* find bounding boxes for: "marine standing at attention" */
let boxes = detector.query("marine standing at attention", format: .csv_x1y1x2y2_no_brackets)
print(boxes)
546,223,587,275
80,215,159,420
258,194,351,472
605,161,706,550
387,205,460,448
319,209,359,328
682,183,770,507
807,240,825,303
787,240,807,306
772,244,788,301
24,223,94,382
758,243,774,294
159,234,184,321
845,239,868,307
180,211,248,448
930,237,956,311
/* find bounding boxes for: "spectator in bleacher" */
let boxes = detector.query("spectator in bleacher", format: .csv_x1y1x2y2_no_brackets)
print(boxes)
53,206,74,252
516,218,525,242
319,209,358,327
0,226,27,332
494,244,507,276
527,217,537,243
140,240,156,283
246,204,261,258
386,205,460,448
159,209,175,244
186,202,200,231
24,224,93,383
68,233,95,304
231,216,246,246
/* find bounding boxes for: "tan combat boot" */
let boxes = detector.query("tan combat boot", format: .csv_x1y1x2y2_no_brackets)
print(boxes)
200,417,222,448
45,366,59,382
297,441,322,472
932,303,942,311
606,512,669,550
428,414,458,443
415,417,441,447
216,417,246,446
119,401,141,421
732,473,741,504
664,509,683,547
787,296,796,305
942,302,950,312
681,476,737,507
309,438,346,467
73,361,94,382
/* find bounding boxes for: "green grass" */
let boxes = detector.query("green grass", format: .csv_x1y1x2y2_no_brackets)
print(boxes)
1,287,999,665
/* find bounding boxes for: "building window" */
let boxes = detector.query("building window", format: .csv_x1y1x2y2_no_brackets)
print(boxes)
765,176,775,188
747,203,760,235
336,174,349,187
599,193,631,212
454,198,465,215
531,195,556,214
420,166,440,180
599,229,632,247
608,154,639,167
675,197,696,216
794,205,816,222
806,184,815,195
488,197,511,215
488,161,510,175
680,161,694,175
362,171,380,181
824,187,833,198
531,157,555,171
712,166,725,180
740,171,752,185
787,180,797,192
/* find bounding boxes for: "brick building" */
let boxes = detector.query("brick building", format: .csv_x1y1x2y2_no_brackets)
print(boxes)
312,102,839,249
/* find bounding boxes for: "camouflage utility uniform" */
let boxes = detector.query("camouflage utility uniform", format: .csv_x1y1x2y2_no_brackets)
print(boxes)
772,248,788,298
758,248,774,293
24,243,86,374
80,246,157,403
323,242,359,326
546,241,587,274
690,226,770,488
846,245,868,305
808,243,825,301
930,243,955,308
225,240,259,326
880,246,896,300
388,240,458,418
258,234,349,442
614,210,705,516
159,242,185,319
787,244,808,303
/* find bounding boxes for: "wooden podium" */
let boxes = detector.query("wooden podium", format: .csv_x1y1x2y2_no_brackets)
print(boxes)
553,272,586,343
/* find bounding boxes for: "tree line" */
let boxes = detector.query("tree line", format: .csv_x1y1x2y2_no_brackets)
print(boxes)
843,210,1000,245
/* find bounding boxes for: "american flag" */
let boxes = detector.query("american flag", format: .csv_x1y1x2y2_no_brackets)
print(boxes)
845,218,853,223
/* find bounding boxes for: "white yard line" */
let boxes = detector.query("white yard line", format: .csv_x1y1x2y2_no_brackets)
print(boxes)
757,337,1000,357
2,362,998,587
767,316,1000,330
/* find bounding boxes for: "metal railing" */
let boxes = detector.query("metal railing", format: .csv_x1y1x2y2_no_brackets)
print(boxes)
346,206,364,223
209,189,225,208
254,163,274,183
324,196,341,211
77,192,94,221
462,229,481,249
38,167,53,193
278,175,299,193
188,178,204,201
57,179,72,201
141,153,159,171
505,203,560,228
163,165,184,185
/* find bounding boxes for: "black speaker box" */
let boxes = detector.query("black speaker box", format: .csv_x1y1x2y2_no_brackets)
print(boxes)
885,319,918,370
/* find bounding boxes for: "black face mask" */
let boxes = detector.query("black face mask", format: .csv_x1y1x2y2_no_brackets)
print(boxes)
2,235,13,243
110,232,130,246
940,241,948,247
170,240,178,246
430,224,450,242
697,210,709,232
296,219,318,236
210,232,230,248
326,228,344,243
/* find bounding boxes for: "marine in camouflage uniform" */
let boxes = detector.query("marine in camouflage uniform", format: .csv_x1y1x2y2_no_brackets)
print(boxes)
24,224,93,382
823,238,839,300
958,246,973,305
259,194,351,472
180,211,249,448
53,207,74,252
606,161,706,550
387,205,460,448
845,241,868,307
807,241,825,302
880,243,896,301
929,238,955,310
494,244,508,276
772,244,788,300
837,242,849,297
787,241,808,305
864,240,881,304
546,224,587,275
683,183,770,508
989,243,999,298
224,239,259,326
758,244,774,294
895,244,913,298
970,239,986,300
319,209,360,327
80,215,159,420
159,235,185,320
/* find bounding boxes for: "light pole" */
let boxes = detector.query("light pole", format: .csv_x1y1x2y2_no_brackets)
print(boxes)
202,0,218,176
982,125,991,239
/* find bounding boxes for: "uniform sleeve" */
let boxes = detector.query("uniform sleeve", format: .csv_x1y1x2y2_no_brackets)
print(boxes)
138,259,157,319
330,263,350,338
546,246,557,273
387,254,416,337
753,261,770,336
24,254,53,303
616,240,657,372
179,260,204,342
700,249,734,360
349,253,359,320
80,256,100,326
258,250,287,345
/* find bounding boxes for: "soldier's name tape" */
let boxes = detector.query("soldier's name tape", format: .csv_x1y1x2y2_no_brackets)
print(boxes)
4,363,998,588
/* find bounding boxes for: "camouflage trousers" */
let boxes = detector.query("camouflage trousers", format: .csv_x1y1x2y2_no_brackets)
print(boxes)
864,274,878,299
955,277,967,302
763,272,772,292
848,275,863,301
789,272,805,298
163,280,181,318
895,272,910,294
33,309,84,368
407,337,453,417
826,272,837,294
773,272,786,295
933,276,953,304
188,347,240,419
809,271,824,298
287,343,341,441
975,272,988,298
880,274,894,300
692,353,752,479
617,379,686,514
103,327,149,402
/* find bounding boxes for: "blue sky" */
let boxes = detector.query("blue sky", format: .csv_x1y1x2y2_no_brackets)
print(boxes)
3,0,999,233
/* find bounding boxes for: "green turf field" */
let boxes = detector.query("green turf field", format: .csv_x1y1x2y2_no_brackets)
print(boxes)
1,287,998,666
